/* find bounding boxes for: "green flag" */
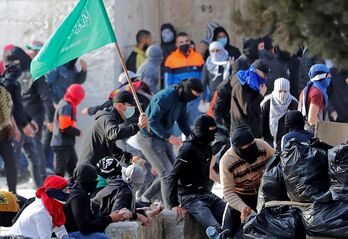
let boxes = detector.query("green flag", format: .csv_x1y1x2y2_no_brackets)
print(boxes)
31,0,116,79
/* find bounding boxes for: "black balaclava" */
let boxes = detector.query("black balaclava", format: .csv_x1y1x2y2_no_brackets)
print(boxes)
3,46,31,71
193,114,217,145
72,164,98,193
46,188,69,203
231,124,259,164
96,156,122,180
177,78,203,102
242,37,261,61
285,110,305,131
4,63,22,80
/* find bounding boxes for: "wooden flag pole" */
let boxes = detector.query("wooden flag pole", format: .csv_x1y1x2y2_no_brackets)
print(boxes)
114,42,144,114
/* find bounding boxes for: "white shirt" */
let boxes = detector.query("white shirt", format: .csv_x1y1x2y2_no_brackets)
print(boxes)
7,198,68,239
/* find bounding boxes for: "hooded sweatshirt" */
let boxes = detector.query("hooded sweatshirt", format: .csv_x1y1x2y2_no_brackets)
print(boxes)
51,84,84,148
160,23,177,61
231,38,260,76
137,45,163,94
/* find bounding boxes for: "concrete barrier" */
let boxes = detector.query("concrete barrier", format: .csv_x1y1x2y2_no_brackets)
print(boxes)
105,210,208,239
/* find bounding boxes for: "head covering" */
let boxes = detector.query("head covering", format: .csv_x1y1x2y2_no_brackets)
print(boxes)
145,45,163,65
285,110,305,130
71,164,98,193
192,114,217,144
231,125,259,164
96,156,122,180
26,40,44,51
36,175,68,227
212,26,230,46
0,191,20,213
262,35,273,50
252,59,270,75
178,78,203,102
268,78,294,147
64,84,85,116
118,71,141,85
302,64,331,115
112,90,136,106
242,38,261,61
237,63,268,92
161,23,177,44
3,46,31,70
206,41,230,82
123,165,144,187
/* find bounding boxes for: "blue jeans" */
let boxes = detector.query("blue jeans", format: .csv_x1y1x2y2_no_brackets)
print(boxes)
69,231,109,239
180,192,226,231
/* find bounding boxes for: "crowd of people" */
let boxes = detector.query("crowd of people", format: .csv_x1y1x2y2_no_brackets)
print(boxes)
0,20,347,239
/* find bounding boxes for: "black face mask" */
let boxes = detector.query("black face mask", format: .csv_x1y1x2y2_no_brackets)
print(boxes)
179,44,190,55
143,44,149,51
178,86,198,102
80,179,98,193
194,128,217,145
5,63,22,80
234,142,259,164
46,188,70,203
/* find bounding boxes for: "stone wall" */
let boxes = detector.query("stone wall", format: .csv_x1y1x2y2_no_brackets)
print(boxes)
0,0,245,151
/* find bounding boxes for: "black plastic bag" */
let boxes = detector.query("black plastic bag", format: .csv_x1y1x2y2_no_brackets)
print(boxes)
257,153,289,212
280,139,330,202
328,144,348,201
243,205,305,239
303,202,348,238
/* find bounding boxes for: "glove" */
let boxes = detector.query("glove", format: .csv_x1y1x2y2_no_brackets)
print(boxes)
203,21,220,45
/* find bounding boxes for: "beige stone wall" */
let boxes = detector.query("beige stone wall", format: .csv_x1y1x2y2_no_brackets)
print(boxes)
0,0,245,151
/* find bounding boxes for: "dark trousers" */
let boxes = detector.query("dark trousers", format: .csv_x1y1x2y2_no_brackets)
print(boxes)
53,146,77,177
0,140,17,193
181,192,226,231
42,128,54,169
222,194,258,237
15,134,43,188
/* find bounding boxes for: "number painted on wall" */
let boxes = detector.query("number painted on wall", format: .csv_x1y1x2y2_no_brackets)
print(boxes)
201,5,213,13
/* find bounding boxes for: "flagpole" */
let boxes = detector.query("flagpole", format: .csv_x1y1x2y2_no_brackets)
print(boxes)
114,42,144,114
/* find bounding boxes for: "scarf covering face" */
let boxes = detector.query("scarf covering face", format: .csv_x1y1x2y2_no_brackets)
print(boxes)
35,175,68,227
237,65,267,92
269,78,294,146
206,41,231,82
63,84,85,116
72,164,98,194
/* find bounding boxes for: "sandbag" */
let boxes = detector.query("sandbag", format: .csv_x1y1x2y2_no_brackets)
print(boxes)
328,144,348,201
303,202,348,238
257,153,289,212
280,139,330,202
243,205,305,239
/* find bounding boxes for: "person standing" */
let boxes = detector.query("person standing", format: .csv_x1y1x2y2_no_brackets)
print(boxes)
51,84,85,177
230,60,269,138
219,125,274,237
126,30,152,73
299,64,332,132
79,91,148,167
137,45,163,94
136,78,203,208
261,78,298,150
202,41,232,102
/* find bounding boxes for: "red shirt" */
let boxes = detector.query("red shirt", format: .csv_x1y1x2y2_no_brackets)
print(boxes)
299,86,324,110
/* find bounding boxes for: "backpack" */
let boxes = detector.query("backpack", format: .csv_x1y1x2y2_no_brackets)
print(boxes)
0,77,13,140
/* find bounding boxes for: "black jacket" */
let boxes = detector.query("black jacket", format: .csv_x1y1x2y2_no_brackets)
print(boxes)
0,73,31,129
79,108,139,166
230,74,263,138
64,188,112,234
18,73,55,122
259,51,288,95
167,135,212,208
214,79,232,131
261,96,298,150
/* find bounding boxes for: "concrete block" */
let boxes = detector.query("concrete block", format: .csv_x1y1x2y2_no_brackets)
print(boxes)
315,121,348,146
105,221,140,239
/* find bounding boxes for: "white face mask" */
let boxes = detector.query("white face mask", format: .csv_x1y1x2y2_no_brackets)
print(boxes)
161,29,174,43
124,106,135,118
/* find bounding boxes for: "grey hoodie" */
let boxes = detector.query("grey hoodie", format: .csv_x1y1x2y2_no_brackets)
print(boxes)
137,45,163,94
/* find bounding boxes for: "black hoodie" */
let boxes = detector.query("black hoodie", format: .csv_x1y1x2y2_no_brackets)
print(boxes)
3,46,54,122
79,108,138,166
231,38,261,75
211,26,241,60
160,23,177,61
